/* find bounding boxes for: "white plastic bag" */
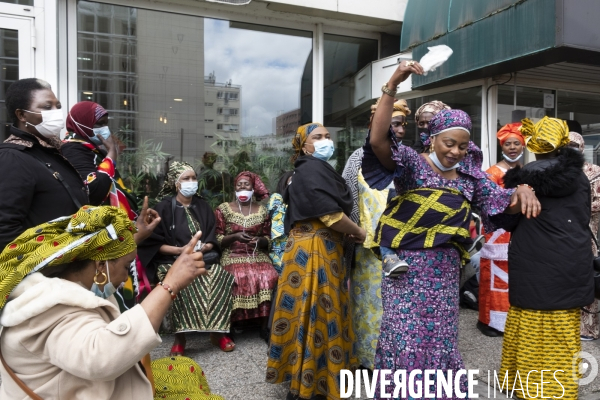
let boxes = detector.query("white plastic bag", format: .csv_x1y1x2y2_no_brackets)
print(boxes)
419,45,453,75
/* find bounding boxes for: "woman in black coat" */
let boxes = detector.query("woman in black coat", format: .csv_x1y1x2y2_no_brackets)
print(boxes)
499,117,594,400
0,78,88,250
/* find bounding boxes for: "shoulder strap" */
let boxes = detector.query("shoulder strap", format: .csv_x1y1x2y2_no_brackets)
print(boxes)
27,154,83,210
0,337,43,400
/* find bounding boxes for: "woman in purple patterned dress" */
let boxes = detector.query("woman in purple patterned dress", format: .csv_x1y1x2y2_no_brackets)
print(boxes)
362,61,540,399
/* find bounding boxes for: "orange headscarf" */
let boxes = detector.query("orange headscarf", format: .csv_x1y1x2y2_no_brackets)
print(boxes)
497,122,524,146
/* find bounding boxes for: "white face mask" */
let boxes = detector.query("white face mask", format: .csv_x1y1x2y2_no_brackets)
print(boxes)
429,150,460,171
502,152,523,163
179,181,198,197
24,109,64,137
236,190,254,202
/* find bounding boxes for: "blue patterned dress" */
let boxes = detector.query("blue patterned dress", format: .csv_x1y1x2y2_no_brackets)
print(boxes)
364,143,514,399
267,193,288,275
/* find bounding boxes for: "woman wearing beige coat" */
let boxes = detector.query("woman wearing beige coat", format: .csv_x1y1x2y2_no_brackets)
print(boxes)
0,206,221,399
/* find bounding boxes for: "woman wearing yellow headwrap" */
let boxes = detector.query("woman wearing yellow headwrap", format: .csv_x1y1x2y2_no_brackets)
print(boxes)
342,98,410,370
499,117,594,400
0,206,223,400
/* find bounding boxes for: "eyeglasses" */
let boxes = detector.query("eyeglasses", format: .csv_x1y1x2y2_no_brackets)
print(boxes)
391,121,408,128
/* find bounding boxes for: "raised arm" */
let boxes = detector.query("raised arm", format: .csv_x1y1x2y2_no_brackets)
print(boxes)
371,61,423,171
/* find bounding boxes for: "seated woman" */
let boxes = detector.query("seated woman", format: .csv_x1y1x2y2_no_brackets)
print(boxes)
0,206,223,399
215,172,279,339
138,161,235,354
362,60,540,398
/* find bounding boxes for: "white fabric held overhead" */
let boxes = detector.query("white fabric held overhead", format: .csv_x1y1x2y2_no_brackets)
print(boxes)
419,45,453,75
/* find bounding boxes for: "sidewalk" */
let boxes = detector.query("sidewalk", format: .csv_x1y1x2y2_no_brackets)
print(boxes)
152,308,600,399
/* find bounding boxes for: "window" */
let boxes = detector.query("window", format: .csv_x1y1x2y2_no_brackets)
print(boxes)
77,2,312,207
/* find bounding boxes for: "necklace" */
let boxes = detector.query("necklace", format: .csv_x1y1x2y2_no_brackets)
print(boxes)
502,159,516,170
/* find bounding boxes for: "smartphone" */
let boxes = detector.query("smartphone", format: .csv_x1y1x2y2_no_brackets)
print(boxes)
193,240,205,253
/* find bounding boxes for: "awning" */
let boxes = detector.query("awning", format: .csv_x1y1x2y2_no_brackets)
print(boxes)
401,0,600,89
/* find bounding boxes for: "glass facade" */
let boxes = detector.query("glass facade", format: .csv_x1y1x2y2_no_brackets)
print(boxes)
323,34,378,171
557,90,600,164
0,28,18,140
77,1,313,207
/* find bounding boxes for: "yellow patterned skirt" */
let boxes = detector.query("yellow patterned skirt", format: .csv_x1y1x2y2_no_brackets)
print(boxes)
266,220,358,400
152,356,224,399
500,307,580,400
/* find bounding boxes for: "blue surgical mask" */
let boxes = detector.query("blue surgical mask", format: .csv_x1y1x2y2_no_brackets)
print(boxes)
91,263,118,299
90,126,111,144
179,181,198,197
313,139,334,161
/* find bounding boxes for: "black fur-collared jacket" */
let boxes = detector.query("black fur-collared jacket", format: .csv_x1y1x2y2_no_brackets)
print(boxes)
502,146,594,310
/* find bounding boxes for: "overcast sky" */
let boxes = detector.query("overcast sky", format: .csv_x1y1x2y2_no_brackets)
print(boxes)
204,19,312,136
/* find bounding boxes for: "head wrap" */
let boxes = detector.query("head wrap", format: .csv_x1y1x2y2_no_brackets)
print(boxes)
370,98,411,118
521,117,570,154
497,123,525,146
415,100,451,122
569,131,585,152
292,123,324,162
0,206,136,310
428,109,472,137
157,161,195,200
234,171,269,201
66,101,108,139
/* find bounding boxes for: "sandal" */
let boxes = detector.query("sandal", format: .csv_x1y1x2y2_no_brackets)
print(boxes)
211,334,235,352
170,344,185,356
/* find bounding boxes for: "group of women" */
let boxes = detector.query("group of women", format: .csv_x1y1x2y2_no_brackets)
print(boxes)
0,57,596,399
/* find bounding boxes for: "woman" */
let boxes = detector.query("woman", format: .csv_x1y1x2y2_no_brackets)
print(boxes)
477,122,525,337
411,100,451,153
266,123,366,400
363,61,539,398
342,98,410,370
268,171,294,276
215,172,278,338
61,101,157,309
500,118,594,400
138,161,235,354
0,78,89,250
0,205,223,400
61,101,138,220
569,131,600,341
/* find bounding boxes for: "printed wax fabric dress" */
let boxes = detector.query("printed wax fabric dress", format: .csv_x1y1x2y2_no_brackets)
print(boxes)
267,193,288,276
361,139,513,399
215,203,278,322
342,147,390,370
479,164,511,332
266,155,358,400
138,195,234,333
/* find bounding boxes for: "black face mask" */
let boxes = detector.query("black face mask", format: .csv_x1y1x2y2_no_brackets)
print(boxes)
417,128,429,135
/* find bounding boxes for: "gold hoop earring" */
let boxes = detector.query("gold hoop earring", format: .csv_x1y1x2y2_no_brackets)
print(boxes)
94,270,108,285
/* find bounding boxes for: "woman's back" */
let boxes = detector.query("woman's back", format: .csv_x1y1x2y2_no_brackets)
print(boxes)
504,149,594,310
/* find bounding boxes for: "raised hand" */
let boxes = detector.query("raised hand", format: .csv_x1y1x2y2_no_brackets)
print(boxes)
164,231,206,294
134,196,161,244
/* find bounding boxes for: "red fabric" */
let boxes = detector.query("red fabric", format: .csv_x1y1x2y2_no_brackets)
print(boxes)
214,205,278,322
486,165,506,188
496,122,524,146
234,171,270,200
66,101,108,140
478,230,510,329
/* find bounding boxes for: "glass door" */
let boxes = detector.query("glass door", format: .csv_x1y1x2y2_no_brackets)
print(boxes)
0,15,33,140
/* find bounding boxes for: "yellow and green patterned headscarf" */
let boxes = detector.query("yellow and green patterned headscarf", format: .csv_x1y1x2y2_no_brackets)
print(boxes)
521,117,570,154
0,205,136,310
